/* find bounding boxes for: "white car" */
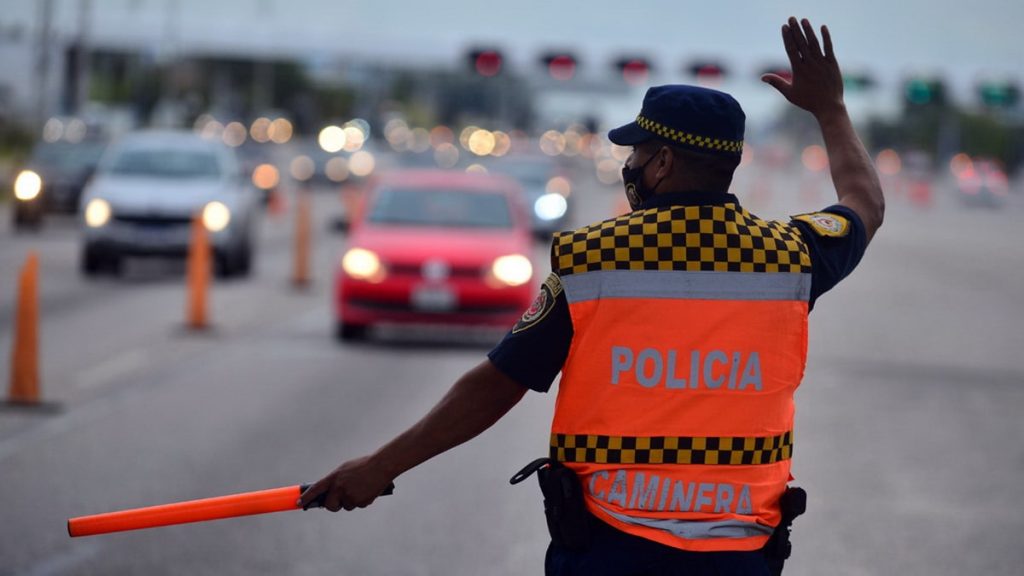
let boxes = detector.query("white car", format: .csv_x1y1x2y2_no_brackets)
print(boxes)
79,130,259,277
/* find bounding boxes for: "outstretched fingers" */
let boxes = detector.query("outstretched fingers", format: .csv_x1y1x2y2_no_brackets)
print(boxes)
800,18,823,59
787,17,808,60
822,25,835,61
781,23,800,67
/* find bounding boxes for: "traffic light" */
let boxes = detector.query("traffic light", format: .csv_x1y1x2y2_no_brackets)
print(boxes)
615,57,651,85
978,81,1019,108
904,77,946,106
542,53,578,81
468,48,504,77
687,62,727,86
842,72,875,92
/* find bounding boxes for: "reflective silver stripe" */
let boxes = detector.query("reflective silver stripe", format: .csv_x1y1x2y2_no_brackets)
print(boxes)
561,270,811,303
595,503,773,540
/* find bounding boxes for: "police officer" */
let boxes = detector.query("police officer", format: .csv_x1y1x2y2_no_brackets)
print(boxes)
300,17,883,576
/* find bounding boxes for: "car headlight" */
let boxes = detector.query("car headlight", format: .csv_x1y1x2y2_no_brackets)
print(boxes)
84,198,111,228
534,193,568,221
14,170,42,201
491,254,533,287
202,201,232,232
342,247,385,282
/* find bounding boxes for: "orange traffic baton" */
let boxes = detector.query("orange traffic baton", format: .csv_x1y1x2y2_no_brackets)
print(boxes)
68,482,395,537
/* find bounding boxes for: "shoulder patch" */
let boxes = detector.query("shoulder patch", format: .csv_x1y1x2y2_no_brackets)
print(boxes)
792,212,850,238
512,273,562,334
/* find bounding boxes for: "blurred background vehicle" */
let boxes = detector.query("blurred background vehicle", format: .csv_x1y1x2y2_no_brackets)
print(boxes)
11,133,107,229
954,157,1010,209
335,169,535,341
482,154,573,240
78,130,259,277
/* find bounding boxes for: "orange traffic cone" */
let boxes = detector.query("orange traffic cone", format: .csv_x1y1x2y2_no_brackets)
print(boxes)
292,186,312,288
5,251,56,410
267,186,286,217
186,214,211,330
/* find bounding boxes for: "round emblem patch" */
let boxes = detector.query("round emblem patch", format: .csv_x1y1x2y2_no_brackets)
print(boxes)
793,212,850,237
810,214,843,234
512,273,562,334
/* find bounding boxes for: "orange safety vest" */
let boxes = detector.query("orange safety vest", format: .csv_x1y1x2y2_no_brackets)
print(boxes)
550,202,812,552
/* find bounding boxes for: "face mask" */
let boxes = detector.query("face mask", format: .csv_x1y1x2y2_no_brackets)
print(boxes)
621,151,661,211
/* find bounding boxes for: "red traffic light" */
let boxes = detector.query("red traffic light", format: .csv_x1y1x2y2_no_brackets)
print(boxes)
688,62,727,86
616,57,651,85
470,49,503,77
543,53,578,81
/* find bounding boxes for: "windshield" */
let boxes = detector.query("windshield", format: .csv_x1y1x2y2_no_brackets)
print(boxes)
368,187,513,229
107,149,222,178
32,142,106,172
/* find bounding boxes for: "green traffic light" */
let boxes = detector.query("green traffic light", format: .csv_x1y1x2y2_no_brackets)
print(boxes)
905,79,933,105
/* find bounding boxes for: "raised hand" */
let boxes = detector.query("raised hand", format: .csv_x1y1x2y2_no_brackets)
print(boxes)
762,17,845,119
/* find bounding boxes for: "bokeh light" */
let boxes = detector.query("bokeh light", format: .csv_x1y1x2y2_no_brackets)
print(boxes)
876,149,902,176
801,145,829,172
430,126,454,149
949,153,973,178
318,125,346,153
349,150,376,177
252,163,280,190
546,176,572,197
434,142,459,168
42,118,63,143
343,126,366,152
222,121,247,147
539,130,567,156
269,118,293,144
289,155,315,181
250,117,271,143
491,131,512,157
468,129,497,156
325,156,350,182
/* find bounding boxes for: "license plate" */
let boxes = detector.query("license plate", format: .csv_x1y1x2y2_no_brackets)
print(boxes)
411,285,457,312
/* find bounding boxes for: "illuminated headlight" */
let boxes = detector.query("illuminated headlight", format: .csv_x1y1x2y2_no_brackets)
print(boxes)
534,193,568,221
84,198,112,228
491,254,533,287
342,247,384,282
14,170,42,201
202,201,232,232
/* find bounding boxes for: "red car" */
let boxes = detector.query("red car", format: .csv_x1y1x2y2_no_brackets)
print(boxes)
335,169,536,341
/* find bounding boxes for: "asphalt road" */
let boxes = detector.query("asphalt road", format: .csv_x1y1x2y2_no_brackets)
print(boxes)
1,153,1022,575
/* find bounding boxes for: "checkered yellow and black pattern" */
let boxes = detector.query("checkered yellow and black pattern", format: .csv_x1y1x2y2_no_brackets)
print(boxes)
551,431,793,466
553,205,811,275
636,115,744,154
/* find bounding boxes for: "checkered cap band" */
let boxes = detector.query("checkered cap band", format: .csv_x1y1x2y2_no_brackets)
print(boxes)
551,432,793,466
553,205,811,275
637,115,743,154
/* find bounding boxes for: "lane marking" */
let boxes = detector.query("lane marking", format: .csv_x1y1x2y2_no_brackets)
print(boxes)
75,349,150,391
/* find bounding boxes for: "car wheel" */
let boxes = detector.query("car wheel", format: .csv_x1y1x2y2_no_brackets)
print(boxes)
336,322,368,342
13,208,42,231
233,241,253,277
80,245,118,276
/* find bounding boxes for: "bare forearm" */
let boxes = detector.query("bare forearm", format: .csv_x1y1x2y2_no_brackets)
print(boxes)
370,360,527,478
817,106,885,240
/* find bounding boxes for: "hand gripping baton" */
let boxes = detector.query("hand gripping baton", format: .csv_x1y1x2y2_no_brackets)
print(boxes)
67,482,395,537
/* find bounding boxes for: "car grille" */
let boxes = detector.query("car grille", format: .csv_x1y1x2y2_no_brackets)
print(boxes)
349,299,520,314
388,263,482,279
114,214,193,227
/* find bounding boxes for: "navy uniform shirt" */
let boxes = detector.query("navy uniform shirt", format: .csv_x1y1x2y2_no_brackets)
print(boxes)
488,191,868,393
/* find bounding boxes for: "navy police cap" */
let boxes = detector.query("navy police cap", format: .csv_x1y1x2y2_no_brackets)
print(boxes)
608,84,745,155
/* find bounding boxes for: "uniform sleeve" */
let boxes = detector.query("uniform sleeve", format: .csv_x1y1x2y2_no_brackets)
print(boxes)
487,273,573,393
790,205,868,310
